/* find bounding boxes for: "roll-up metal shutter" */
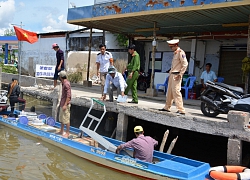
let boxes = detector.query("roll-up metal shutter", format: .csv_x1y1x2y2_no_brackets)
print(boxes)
219,47,246,86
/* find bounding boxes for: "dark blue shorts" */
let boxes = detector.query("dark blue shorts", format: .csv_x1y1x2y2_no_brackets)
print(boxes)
54,68,64,80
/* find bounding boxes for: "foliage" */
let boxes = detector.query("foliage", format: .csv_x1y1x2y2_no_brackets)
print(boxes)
0,63,18,74
115,34,129,47
4,29,16,36
68,72,82,83
114,59,127,73
67,63,86,83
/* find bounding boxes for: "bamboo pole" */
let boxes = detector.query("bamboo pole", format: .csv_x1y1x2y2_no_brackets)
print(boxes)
159,130,169,152
111,127,117,139
167,136,178,154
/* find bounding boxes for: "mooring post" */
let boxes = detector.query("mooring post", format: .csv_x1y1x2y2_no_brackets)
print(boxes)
116,113,128,142
226,111,249,165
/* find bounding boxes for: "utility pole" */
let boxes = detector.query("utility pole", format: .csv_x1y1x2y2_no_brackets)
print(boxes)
146,21,157,97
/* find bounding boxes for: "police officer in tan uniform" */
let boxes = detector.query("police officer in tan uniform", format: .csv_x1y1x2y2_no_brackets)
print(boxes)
159,39,188,115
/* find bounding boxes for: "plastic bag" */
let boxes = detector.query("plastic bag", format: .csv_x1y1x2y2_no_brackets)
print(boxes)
117,95,127,103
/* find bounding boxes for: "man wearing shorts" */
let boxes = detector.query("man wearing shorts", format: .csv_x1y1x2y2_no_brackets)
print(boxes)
52,43,64,89
58,71,71,137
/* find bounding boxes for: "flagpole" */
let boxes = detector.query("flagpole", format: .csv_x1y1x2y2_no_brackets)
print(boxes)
12,22,24,85
19,22,23,86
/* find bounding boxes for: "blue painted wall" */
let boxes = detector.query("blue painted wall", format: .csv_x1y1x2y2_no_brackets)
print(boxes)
68,0,242,21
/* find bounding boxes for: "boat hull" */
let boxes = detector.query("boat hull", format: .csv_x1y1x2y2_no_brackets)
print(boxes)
0,116,210,180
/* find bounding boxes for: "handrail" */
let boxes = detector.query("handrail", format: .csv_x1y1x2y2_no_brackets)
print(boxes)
91,98,105,106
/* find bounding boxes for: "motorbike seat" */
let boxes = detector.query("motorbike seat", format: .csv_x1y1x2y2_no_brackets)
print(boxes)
215,82,243,93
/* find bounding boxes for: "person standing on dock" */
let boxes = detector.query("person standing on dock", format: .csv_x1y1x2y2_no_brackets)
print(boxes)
124,44,140,104
102,66,127,102
57,71,71,138
116,126,158,163
7,78,26,115
52,43,64,89
159,39,188,115
96,44,113,98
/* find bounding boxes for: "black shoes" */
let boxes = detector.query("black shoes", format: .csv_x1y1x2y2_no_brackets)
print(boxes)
176,111,185,115
128,101,138,104
158,108,171,112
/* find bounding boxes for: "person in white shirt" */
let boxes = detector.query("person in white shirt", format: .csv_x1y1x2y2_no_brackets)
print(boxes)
96,44,113,98
196,63,217,99
102,66,127,102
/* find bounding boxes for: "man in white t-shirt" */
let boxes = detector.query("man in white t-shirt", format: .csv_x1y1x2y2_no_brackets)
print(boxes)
96,44,113,98
196,63,217,99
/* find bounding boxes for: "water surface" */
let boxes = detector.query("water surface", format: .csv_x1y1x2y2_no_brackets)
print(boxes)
0,126,140,180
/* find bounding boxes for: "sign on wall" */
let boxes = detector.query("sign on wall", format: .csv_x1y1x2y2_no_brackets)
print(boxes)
36,64,55,78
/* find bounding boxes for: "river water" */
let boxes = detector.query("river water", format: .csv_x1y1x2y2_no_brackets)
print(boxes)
0,95,140,180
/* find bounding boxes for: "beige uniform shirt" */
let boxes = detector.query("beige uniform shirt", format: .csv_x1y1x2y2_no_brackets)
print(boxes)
169,47,188,75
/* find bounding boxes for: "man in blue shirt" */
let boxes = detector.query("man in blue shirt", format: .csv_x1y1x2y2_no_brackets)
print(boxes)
196,63,217,99
102,66,127,102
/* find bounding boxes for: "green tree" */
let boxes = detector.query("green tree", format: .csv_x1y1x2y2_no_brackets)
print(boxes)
115,34,129,47
4,29,16,36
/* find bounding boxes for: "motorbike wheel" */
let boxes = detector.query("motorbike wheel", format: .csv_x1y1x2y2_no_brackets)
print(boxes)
200,102,220,117
138,82,147,91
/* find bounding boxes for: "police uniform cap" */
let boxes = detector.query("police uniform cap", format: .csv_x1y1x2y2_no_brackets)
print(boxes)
128,44,136,50
58,70,67,78
134,126,143,133
167,39,179,45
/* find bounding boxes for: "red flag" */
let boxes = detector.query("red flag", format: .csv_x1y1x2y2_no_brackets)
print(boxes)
13,26,38,44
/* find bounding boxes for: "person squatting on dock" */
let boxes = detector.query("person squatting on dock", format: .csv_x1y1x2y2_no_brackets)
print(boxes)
57,71,71,138
124,44,140,104
7,78,26,114
159,39,188,115
102,66,127,102
116,126,158,163
96,44,114,98
52,43,64,89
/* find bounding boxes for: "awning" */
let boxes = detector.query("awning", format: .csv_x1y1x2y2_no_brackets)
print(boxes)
67,0,250,39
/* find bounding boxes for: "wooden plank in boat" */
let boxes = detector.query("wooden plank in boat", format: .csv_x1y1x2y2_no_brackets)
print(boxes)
72,138,91,145
29,123,57,133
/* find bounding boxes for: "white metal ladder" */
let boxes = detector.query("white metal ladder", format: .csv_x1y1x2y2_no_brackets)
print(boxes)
79,98,117,152
79,98,106,132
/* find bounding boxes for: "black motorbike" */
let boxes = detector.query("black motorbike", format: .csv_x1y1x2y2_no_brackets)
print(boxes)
200,80,250,117
137,72,150,92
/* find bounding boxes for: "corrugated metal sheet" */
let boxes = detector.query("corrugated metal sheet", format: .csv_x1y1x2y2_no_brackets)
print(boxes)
219,50,246,85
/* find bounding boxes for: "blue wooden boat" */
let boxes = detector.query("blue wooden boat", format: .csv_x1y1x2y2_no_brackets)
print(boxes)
0,111,211,180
